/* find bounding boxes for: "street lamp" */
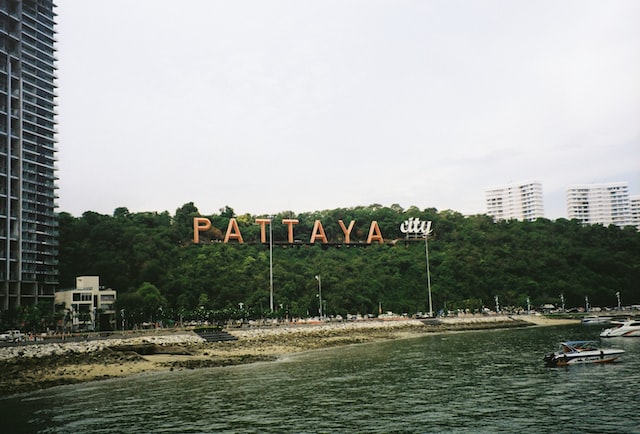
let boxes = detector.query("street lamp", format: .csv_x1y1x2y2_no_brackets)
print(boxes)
315,275,322,318
269,216,274,311
585,296,590,311
424,230,433,317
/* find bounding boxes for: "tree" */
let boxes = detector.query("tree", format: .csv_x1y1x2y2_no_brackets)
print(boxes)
137,282,168,322
173,202,200,242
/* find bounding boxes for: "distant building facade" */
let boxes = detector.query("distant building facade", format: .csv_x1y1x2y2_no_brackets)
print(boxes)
54,276,117,332
629,195,640,230
0,1,58,311
566,182,633,228
485,181,544,221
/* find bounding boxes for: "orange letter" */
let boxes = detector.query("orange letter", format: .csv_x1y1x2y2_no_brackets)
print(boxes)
310,220,328,244
282,219,299,243
223,218,244,243
338,220,355,244
193,217,211,244
255,218,270,243
367,221,384,244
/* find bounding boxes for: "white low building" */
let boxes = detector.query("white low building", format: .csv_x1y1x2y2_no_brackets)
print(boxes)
54,276,117,332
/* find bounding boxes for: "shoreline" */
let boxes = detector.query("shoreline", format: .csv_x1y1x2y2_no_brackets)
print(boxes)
0,315,578,397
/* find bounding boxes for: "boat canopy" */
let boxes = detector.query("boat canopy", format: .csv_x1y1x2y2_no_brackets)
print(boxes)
560,341,598,351
563,340,597,346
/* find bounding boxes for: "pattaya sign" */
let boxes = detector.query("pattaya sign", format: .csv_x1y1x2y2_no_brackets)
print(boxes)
193,217,432,245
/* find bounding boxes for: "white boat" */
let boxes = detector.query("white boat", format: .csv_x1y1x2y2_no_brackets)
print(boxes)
543,341,625,367
600,319,640,337
581,316,612,325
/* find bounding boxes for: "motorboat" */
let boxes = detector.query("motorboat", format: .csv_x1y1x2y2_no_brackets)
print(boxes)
543,341,624,367
581,316,612,325
600,320,640,337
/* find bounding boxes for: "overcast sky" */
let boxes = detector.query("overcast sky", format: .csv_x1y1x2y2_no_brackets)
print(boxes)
55,0,640,219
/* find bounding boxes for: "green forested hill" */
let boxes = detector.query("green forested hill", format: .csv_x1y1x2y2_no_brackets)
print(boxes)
58,203,640,320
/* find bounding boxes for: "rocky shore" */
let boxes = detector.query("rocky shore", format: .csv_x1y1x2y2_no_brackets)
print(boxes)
0,315,577,396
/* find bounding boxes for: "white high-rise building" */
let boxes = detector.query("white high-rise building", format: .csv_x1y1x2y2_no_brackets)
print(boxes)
629,195,640,230
485,181,544,221
566,182,632,228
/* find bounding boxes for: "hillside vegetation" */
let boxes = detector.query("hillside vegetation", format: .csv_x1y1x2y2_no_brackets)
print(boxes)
54,202,640,324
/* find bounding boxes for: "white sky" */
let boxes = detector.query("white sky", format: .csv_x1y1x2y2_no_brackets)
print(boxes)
55,0,640,219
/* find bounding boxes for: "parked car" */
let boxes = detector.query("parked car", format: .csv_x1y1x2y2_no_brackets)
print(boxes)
0,330,25,342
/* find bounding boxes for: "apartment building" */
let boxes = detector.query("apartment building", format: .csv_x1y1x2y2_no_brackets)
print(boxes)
0,1,58,311
629,195,640,231
566,182,632,228
485,181,544,222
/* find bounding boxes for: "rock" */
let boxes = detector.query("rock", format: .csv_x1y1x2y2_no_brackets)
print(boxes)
0,333,205,362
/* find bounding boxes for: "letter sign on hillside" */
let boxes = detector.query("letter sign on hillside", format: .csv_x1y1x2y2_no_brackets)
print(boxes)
223,218,244,243
310,220,328,243
338,220,355,244
399,217,432,237
367,221,384,244
193,217,212,244
255,218,270,243
282,219,299,243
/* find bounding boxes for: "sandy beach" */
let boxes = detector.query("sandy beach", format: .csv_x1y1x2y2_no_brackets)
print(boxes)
0,315,578,396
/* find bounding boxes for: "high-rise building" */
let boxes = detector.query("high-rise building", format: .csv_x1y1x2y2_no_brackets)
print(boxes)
628,195,640,231
0,1,58,311
566,182,632,228
485,181,544,222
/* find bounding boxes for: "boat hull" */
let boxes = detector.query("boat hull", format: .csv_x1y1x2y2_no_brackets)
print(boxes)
543,341,625,367
599,320,640,337
600,330,640,337
582,316,612,325
545,353,622,367
544,350,624,367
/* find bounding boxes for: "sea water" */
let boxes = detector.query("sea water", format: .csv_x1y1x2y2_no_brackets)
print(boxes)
2,324,639,433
